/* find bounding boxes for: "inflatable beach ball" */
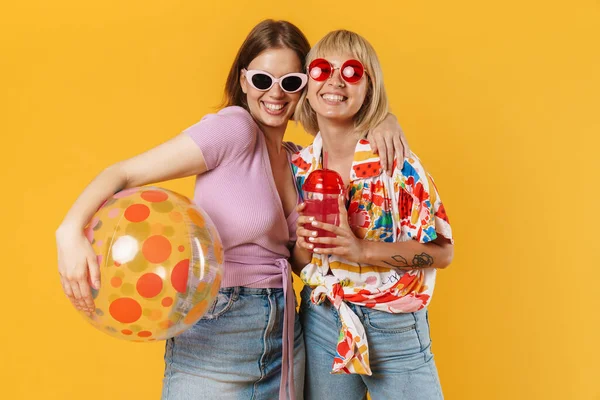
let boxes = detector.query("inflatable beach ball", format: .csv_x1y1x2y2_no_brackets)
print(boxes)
81,186,223,342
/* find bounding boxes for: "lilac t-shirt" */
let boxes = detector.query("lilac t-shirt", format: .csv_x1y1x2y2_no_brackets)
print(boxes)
184,106,300,288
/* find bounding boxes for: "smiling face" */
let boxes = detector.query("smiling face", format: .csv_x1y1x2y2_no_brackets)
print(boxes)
306,53,369,125
240,47,303,132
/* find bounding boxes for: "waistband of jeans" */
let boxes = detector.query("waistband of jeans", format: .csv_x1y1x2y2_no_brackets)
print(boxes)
219,286,285,296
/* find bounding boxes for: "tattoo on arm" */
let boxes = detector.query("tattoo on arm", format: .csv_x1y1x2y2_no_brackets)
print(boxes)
383,253,434,269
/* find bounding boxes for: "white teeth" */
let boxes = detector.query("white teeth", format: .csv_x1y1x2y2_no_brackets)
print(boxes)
263,102,285,111
322,94,345,102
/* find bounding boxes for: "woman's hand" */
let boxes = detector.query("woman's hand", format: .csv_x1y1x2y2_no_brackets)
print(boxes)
366,113,411,176
53,134,209,316
298,196,365,264
290,202,316,275
295,202,317,253
56,225,101,316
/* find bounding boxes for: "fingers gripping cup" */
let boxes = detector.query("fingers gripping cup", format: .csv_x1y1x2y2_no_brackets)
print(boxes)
302,169,345,249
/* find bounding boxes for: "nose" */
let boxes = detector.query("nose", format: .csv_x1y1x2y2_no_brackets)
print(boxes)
267,82,285,98
327,68,345,87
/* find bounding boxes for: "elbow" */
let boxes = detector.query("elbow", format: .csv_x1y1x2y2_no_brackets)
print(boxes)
103,163,131,190
436,243,454,270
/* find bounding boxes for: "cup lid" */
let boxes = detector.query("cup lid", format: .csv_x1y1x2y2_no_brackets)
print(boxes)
302,169,344,194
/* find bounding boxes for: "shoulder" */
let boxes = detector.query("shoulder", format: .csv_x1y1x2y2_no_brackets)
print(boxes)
185,106,256,132
182,106,260,170
394,152,434,200
214,105,255,124
184,106,258,143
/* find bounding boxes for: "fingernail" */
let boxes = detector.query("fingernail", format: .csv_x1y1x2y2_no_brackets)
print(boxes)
308,237,315,242
93,281,101,289
311,221,318,226
311,231,317,237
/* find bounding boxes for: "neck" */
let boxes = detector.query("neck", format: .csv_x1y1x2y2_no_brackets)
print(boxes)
317,116,360,162
257,122,287,154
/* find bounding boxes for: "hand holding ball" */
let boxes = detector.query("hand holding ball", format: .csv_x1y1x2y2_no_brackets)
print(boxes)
80,187,223,342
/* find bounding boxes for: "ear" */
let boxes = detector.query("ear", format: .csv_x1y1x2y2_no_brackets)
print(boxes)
240,70,248,94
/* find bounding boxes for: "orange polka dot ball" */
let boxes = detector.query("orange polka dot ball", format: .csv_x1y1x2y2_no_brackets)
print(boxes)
81,186,224,342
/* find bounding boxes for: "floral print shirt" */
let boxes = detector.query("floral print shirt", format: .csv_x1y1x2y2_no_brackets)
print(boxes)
291,133,453,376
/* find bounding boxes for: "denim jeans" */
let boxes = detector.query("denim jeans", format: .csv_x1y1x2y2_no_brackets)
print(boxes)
300,286,443,400
161,287,305,400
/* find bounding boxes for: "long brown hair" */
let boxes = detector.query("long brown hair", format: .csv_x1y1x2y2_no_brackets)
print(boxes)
221,20,311,111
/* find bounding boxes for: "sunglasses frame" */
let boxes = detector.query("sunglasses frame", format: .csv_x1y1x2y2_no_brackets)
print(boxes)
308,58,367,84
242,69,308,93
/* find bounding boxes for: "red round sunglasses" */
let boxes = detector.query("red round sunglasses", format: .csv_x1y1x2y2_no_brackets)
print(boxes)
308,58,367,84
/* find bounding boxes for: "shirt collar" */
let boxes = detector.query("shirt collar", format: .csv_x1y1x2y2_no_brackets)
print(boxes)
292,133,383,181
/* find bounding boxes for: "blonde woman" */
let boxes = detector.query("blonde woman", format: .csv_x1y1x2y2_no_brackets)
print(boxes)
292,30,454,399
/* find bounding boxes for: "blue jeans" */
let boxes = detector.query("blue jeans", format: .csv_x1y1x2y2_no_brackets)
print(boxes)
300,286,443,400
161,287,305,400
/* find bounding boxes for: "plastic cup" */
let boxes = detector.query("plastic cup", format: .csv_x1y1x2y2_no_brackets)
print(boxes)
302,169,344,249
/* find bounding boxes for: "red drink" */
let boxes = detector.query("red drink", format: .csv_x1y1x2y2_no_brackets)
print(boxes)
302,169,344,250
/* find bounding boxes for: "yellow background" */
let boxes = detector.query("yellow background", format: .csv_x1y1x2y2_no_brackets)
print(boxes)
1,1,598,399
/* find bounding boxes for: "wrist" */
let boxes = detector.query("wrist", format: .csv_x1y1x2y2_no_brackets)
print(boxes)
56,220,82,238
357,240,374,264
291,242,310,276
293,241,310,261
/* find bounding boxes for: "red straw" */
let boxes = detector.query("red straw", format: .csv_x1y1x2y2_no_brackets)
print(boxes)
322,151,328,228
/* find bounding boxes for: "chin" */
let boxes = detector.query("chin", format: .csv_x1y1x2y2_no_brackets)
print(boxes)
258,112,290,129
319,110,354,121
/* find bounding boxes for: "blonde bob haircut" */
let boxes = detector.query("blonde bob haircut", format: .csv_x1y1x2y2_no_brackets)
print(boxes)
294,30,389,136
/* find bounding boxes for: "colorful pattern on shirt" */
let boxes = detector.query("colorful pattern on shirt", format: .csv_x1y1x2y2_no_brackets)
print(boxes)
291,133,453,375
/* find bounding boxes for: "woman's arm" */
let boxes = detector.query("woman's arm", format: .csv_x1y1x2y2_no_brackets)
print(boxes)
365,113,410,175
354,235,453,270
297,196,454,270
58,134,207,231
56,134,208,315
289,203,314,276
290,242,312,277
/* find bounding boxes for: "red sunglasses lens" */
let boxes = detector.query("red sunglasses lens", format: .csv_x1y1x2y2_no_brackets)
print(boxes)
308,59,332,81
341,60,364,83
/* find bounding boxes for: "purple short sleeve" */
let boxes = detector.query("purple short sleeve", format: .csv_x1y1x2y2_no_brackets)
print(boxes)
183,106,258,170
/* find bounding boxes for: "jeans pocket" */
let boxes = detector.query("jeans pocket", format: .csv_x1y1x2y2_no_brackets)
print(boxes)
415,309,432,351
200,289,235,320
364,310,424,357
364,309,417,334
